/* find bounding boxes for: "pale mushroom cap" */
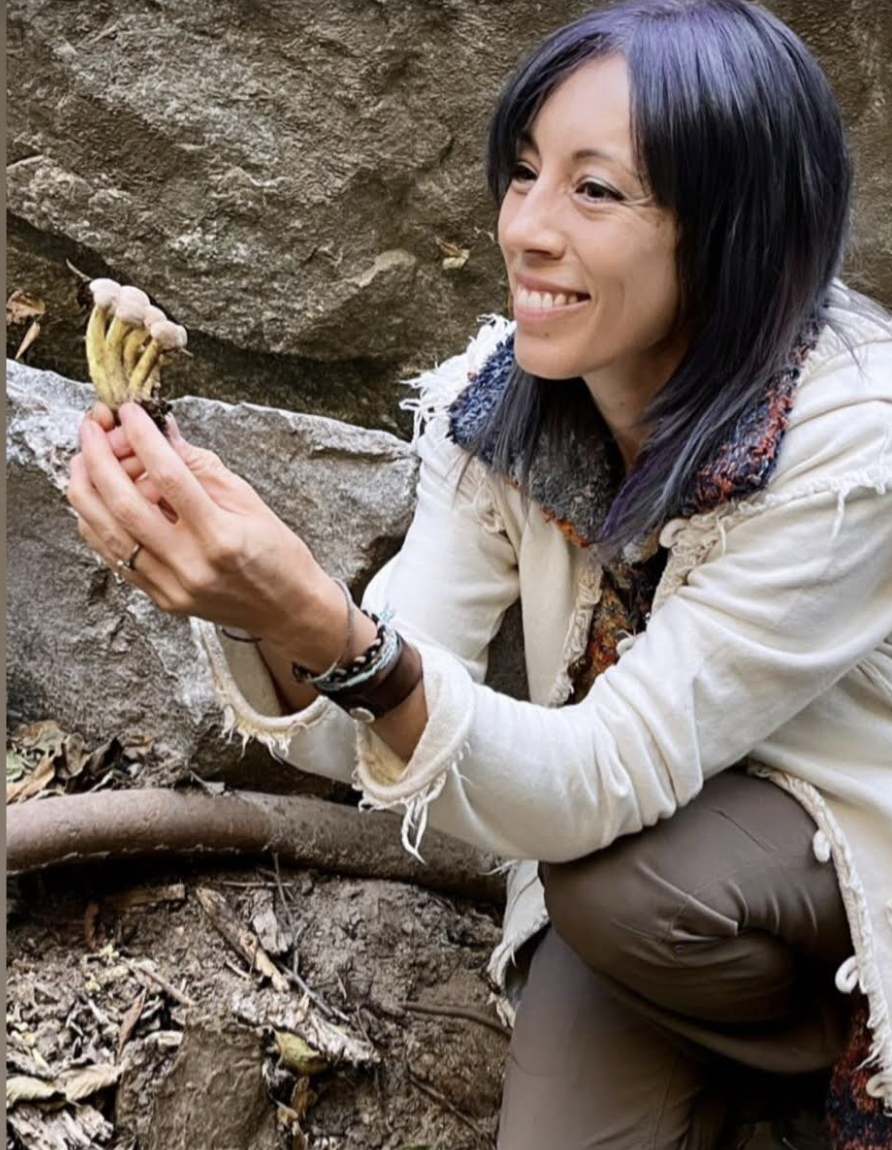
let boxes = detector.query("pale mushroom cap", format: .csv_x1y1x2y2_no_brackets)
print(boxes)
89,278,121,309
113,286,151,325
149,319,188,350
143,305,167,329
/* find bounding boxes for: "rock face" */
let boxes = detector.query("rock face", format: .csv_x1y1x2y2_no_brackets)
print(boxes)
10,0,888,426
5,361,414,784
6,361,527,783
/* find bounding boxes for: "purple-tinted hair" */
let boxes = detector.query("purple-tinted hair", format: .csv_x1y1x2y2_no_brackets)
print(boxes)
461,0,863,556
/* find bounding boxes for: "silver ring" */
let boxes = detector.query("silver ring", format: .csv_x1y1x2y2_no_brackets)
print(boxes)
115,542,143,573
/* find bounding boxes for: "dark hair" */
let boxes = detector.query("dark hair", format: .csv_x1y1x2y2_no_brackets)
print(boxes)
460,0,865,558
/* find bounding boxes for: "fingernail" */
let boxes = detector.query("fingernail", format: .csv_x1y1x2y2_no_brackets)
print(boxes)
166,415,184,443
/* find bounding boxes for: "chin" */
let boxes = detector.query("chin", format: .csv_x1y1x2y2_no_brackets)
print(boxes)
513,333,585,381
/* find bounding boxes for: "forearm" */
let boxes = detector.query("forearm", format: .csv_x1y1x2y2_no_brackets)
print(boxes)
258,573,429,765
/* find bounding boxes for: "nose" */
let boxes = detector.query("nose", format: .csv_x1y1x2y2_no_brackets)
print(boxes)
499,179,566,259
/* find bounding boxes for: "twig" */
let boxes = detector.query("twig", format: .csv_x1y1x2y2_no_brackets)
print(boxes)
270,853,351,1024
400,999,511,1040
125,958,195,1008
407,1070,490,1144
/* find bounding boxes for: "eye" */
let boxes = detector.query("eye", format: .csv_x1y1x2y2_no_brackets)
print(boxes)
509,162,536,184
578,178,621,203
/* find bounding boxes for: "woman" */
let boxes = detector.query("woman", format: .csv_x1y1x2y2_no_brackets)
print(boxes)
67,1,892,1146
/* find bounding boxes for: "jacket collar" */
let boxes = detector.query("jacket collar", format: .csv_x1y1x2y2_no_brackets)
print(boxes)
446,317,824,551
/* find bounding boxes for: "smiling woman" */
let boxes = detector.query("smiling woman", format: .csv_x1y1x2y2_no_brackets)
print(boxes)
68,1,892,1148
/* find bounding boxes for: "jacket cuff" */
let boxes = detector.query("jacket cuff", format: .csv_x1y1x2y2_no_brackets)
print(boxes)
352,640,476,858
192,618,341,759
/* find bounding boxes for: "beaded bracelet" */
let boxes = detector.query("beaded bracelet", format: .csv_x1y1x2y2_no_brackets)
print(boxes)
292,605,397,689
314,625,401,693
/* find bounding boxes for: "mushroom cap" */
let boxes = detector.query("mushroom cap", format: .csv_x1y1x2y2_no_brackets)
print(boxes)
89,278,121,309
113,286,151,325
149,319,188,350
143,305,167,329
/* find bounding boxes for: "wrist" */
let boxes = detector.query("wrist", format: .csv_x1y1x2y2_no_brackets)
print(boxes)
259,571,377,673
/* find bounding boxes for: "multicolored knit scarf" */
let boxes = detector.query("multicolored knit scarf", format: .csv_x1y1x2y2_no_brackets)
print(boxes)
445,315,890,1149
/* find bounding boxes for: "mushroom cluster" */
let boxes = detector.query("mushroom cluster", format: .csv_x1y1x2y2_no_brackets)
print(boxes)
84,279,187,424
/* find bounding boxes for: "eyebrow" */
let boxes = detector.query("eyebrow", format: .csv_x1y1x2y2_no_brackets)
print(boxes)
518,128,638,181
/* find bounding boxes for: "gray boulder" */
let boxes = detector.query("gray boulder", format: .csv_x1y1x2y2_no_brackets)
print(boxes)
6,360,527,786
6,361,415,786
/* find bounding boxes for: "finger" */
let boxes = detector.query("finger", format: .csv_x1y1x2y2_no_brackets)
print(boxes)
68,454,141,565
79,419,178,557
107,424,138,460
118,403,222,537
77,517,187,612
120,454,145,480
88,402,116,431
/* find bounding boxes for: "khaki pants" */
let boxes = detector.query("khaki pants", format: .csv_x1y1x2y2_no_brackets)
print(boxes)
497,768,852,1150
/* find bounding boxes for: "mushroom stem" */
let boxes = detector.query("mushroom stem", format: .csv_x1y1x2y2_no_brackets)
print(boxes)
123,327,151,378
85,305,114,408
130,320,187,397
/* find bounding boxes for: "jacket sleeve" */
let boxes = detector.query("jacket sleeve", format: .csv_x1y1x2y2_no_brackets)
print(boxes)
192,359,521,788
354,350,892,862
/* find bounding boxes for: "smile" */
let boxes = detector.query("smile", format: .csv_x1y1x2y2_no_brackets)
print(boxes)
513,284,591,320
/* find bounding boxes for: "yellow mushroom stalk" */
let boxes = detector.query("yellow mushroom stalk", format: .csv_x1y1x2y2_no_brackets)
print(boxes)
85,278,121,409
102,285,150,406
129,319,187,400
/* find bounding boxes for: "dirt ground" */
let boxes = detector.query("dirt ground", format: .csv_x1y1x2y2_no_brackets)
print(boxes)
6,852,508,1150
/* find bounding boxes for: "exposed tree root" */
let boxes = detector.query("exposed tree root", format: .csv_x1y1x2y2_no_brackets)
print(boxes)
6,789,505,904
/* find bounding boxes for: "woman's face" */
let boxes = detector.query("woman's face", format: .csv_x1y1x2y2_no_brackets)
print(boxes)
498,55,684,385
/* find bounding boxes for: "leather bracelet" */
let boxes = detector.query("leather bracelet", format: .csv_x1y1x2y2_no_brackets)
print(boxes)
318,632,423,723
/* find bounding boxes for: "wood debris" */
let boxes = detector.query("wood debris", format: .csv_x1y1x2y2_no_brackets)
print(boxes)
195,885,290,992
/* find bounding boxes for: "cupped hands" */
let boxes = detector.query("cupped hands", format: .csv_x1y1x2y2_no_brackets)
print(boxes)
66,402,332,650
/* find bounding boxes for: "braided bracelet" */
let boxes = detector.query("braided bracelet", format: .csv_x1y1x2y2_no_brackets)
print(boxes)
292,606,394,688
314,625,401,693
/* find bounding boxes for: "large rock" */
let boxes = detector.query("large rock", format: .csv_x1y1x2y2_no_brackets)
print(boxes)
5,361,415,785
6,1,891,428
6,361,528,784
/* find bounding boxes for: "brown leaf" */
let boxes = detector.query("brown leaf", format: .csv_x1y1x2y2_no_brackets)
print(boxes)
6,290,46,325
15,319,42,360
6,753,57,804
117,988,148,1057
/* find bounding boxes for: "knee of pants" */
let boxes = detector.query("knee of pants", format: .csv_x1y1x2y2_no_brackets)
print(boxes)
540,853,674,979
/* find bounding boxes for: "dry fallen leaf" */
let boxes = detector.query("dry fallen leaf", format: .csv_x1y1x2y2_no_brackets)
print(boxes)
435,237,470,271
15,319,42,360
6,753,57,804
275,1031,329,1076
6,289,46,325
6,1075,62,1107
117,987,148,1057
84,902,103,952
61,1063,122,1102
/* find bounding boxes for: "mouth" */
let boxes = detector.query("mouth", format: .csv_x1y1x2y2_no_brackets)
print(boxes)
513,283,591,320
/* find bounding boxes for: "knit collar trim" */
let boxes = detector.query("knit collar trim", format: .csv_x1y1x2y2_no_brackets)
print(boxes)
445,317,824,553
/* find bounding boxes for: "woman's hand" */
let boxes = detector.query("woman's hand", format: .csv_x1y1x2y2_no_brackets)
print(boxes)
66,401,333,652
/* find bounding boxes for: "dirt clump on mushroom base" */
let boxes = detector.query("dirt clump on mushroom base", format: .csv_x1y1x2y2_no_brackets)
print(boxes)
6,857,506,1150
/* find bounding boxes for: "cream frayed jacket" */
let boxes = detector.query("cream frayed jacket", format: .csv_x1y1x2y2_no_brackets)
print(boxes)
195,285,892,1106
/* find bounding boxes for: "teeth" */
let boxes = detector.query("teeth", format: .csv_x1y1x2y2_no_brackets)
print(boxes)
515,285,585,310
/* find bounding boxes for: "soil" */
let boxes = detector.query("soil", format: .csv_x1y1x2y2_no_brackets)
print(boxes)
6,854,507,1150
